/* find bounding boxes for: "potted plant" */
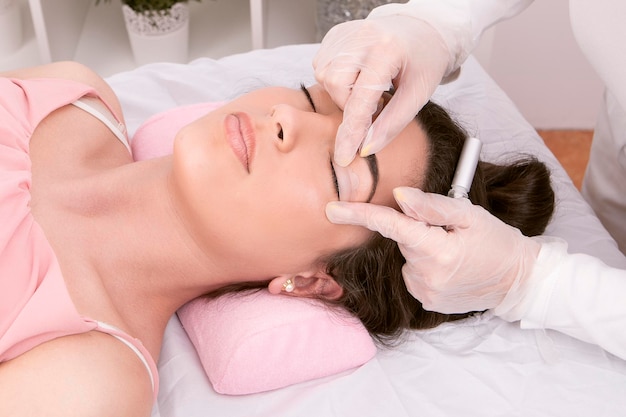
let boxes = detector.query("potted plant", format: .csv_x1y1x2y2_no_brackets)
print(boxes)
97,0,201,65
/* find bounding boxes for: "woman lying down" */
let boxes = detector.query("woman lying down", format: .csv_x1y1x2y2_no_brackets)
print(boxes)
0,61,554,416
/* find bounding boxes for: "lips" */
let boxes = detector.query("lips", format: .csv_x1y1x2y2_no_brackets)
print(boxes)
225,112,256,172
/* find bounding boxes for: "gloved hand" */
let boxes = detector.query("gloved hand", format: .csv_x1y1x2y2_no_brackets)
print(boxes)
325,186,542,314
313,15,451,167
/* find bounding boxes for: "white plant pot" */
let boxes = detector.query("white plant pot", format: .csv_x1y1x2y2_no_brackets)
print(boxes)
122,3,190,66
0,0,23,55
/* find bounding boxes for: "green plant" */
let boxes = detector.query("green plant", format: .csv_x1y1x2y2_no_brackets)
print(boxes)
96,0,201,14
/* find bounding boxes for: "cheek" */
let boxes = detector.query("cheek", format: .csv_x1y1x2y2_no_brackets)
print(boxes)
223,176,369,264
172,130,209,209
238,177,328,241
173,132,373,268
173,127,229,210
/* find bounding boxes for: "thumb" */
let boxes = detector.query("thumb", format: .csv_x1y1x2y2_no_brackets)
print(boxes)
326,201,430,246
393,187,473,228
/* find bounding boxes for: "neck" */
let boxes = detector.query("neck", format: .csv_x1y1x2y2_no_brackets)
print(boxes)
71,157,230,350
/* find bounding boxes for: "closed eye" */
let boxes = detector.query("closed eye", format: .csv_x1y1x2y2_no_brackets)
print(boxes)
329,156,340,199
300,83,338,199
300,83,316,112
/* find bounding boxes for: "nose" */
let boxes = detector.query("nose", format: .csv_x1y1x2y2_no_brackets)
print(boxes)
269,104,338,153
270,104,295,152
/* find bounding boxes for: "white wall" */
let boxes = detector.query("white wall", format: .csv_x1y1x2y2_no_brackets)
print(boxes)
473,0,603,129
264,0,318,48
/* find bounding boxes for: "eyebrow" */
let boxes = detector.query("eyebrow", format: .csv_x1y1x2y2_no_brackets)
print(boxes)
364,154,379,203
301,83,378,203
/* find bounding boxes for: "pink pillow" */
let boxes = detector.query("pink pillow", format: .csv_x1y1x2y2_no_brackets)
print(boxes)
178,291,376,395
132,103,377,395
131,102,223,160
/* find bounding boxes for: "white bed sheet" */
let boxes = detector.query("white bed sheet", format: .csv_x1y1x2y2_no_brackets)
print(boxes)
106,44,626,417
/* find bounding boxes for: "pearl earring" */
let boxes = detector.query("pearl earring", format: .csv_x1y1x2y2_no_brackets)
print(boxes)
282,279,295,293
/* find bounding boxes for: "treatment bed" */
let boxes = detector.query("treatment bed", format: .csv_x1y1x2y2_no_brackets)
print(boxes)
105,44,626,417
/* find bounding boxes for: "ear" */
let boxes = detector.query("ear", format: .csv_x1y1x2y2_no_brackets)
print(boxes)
268,268,343,301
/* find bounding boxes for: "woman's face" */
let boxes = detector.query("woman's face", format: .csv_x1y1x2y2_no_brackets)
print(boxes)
172,85,428,281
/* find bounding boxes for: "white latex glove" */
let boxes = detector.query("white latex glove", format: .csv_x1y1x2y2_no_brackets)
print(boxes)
313,15,450,166
325,186,542,314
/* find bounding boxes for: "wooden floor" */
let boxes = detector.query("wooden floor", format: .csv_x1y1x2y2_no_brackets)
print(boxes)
537,130,593,190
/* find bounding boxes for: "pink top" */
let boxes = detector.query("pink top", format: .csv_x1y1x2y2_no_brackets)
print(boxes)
0,77,158,398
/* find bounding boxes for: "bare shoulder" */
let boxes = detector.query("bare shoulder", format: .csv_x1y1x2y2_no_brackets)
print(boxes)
1,61,107,92
0,331,153,417
1,61,124,123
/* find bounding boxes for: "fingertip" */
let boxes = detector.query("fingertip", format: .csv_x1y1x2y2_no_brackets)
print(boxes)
360,119,397,156
393,187,422,219
359,143,373,158
392,187,407,202
359,127,380,157
334,140,357,167
335,153,355,167
393,186,424,201
325,201,354,224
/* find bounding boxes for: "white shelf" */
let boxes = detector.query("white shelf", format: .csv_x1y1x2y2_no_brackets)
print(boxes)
1,0,317,77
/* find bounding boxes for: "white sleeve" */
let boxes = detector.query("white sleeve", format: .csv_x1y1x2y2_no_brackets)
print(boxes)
497,237,626,361
368,0,534,76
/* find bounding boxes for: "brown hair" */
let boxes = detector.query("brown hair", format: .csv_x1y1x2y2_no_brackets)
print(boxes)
323,101,554,345
205,101,555,345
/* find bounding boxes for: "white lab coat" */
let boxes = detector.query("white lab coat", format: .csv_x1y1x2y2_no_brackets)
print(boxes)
369,0,626,361
497,238,626,361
